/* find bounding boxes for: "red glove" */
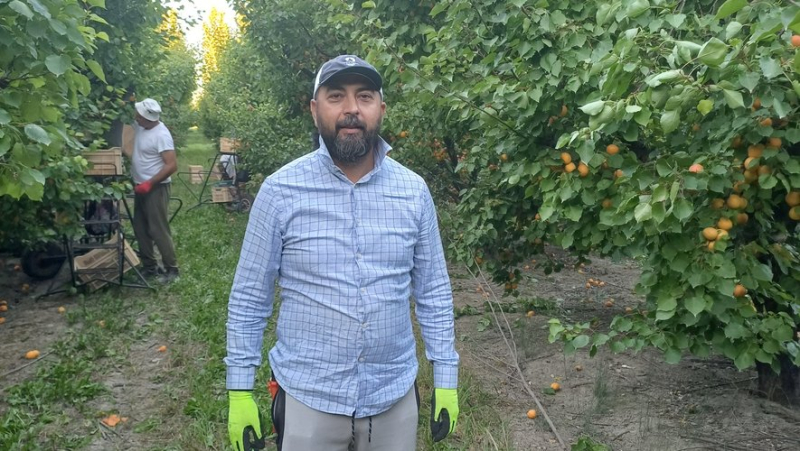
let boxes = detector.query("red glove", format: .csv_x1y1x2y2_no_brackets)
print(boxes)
134,180,153,195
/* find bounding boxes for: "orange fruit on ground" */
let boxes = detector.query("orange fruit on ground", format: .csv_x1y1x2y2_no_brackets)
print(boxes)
733,284,747,298
0,300,6,306
689,163,704,173
710,198,725,210
526,310,535,318
625,307,633,313
760,118,773,127
527,409,537,419
790,207,800,221
25,350,40,359
577,163,590,177
767,137,782,148
792,35,800,47
0,305,7,312
786,191,800,207
0,317,5,325
604,300,614,308
606,144,620,155
565,162,576,173
736,213,749,225
57,306,66,314
717,217,733,231
702,227,719,241
398,130,408,139
614,169,624,178
727,194,745,210
550,382,561,391
602,198,613,209
747,144,764,158
575,365,583,371
560,152,572,164
157,345,167,352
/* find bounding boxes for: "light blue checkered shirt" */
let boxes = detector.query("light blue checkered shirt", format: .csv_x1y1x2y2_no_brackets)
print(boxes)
225,137,459,418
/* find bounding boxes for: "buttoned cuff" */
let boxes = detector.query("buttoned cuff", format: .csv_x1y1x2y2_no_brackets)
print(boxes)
226,366,257,390
433,363,459,389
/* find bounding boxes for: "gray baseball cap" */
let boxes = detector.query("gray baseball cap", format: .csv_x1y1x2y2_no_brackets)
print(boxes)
313,55,383,97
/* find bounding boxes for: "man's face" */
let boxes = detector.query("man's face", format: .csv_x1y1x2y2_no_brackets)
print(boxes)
311,74,386,165
135,112,152,128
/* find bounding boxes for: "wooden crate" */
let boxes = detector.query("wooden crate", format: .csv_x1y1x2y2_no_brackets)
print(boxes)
121,124,135,158
73,232,140,291
211,185,233,203
220,137,241,154
84,148,123,175
189,165,204,184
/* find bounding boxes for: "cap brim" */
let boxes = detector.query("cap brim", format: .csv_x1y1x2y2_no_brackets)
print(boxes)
316,67,382,94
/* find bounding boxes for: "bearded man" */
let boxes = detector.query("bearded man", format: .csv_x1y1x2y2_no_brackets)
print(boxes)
224,55,460,450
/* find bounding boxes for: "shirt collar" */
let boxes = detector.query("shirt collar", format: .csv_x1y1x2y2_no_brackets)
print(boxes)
316,135,393,183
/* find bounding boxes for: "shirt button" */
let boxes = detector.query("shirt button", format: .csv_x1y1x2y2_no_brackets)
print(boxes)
358,357,365,362
356,253,362,259
361,288,366,294
362,322,368,329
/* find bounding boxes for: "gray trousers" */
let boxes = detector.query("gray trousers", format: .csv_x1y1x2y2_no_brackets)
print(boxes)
132,183,177,270
273,385,419,451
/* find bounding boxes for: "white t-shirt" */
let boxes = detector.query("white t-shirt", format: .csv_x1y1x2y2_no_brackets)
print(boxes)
220,154,237,179
131,122,174,184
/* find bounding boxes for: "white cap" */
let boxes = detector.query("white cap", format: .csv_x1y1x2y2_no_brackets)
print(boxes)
135,98,161,121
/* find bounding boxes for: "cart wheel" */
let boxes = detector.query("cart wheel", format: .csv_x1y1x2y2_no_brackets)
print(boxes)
21,242,67,280
237,194,255,213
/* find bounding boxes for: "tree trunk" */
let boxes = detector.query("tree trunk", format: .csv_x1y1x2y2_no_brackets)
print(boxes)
756,354,800,407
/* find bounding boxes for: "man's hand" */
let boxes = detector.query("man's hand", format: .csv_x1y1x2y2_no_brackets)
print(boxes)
134,180,152,195
228,391,264,451
430,388,459,442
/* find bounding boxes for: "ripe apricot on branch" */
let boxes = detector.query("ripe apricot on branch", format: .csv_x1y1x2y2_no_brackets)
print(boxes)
792,35,800,47
733,284,747,298
560,152,572,164
702,227,719,241
565,162,576,173
717,217,733,231
606,144,619,155
689,163,703,173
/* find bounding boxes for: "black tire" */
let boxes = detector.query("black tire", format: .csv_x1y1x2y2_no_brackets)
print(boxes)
21,242,67,280
237,194,255,213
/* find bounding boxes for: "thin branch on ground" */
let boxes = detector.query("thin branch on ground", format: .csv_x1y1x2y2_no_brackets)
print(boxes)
463,348,524,384
0,351,54,379
467,265,569,451
682,376,757,394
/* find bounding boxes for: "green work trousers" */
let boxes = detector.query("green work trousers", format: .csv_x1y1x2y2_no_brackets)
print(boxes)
133,183,177,271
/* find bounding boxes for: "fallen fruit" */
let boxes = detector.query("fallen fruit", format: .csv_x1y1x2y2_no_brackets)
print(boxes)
574,365,583,371
550,382,561,391
158,345,167,352
13,264,21,271
526,310,535,318
0,305,7,312
527,409,537,419
101,414,121,427
58,306,66,314
0,317,5,325
25,350,40,359
604,300,614,308
625,307,633,314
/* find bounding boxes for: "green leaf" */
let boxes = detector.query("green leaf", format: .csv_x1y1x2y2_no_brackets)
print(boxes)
724,322,749,339
0,109,10,126
626,105,642,113
572,335,591,348
697,99,714,115
430,2,447,17
715,0,747,20
646,69,683,87
625,0,650,19
658,297,677,312
660,109,680,134
24,124,51,145
751,262,773,282
726,21,743,39
685,295,706,316
86,60,106,83
635,203,653,222
9,0,33,19
698,38,728,67
45,54,71,76
722,89,744,109
361,1,376,9
664,347,682,364
579,100,605,116
739,72,760,92
87,0,105,6
760,57,782,79
734,349,755,370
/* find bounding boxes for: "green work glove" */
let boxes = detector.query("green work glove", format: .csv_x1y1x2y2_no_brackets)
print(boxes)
228,391,264,451
430,388,459,442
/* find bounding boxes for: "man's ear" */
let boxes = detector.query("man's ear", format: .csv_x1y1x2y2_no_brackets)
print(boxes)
310,99,318,127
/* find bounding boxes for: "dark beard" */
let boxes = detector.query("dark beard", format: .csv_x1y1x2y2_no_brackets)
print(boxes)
320,115,381,165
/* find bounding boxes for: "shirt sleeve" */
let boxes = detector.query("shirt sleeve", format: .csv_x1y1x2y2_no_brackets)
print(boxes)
225,179,283,390
412,185,459,389
156,128,175,153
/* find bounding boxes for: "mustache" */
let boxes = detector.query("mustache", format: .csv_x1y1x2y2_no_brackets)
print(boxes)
336,116,365,129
